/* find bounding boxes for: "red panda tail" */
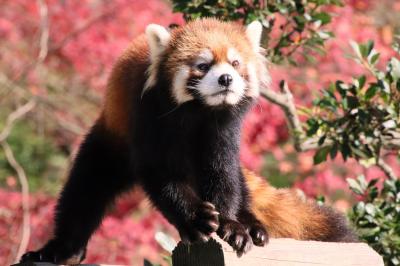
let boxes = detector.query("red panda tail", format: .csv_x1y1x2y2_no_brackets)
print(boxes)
243,170,358,242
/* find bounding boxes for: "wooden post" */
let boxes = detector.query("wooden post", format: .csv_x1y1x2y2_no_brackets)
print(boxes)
13,238,384,266
172,238,224,266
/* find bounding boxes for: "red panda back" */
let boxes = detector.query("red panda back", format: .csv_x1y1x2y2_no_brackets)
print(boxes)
102,34,149,137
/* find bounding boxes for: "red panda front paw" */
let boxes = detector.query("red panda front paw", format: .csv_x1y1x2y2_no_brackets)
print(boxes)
186,201,220,242
217,218,252,257
237,209,269,247
247,222,268,247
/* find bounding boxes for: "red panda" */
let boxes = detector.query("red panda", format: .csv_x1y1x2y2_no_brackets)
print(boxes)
21,18,356,265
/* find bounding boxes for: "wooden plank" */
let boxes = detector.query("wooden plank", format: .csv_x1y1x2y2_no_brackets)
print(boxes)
13,237,384,266
217,238,384,266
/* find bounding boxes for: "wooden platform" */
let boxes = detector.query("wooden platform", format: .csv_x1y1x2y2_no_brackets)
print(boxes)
218,238,383,266
14,238,384,266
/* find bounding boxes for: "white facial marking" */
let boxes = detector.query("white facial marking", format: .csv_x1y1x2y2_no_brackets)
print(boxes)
196,63,245,106
227,48,242,64
172,66,194,104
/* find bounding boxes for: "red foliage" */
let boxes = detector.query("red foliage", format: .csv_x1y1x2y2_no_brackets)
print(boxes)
0,0,183,90
0,188,176,265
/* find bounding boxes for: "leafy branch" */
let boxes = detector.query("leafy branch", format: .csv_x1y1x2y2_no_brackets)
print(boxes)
260,38,399,179
304,40,400,179
172,0,342,65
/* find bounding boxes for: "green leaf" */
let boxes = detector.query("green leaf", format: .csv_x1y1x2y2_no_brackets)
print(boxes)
341,97,348,109
293,15,306,30
368,187,378,200
366,40,374,56
313,146,330,165
390,57,400,81
306,119,319,136
365,203,376,215
350,146,369,159
312,12,331,25
347,178,365,195
347,96,360,109
354,201,365,214
357,75,366,89
318,135,326,145
365,84,379,100
340,142,351,161
378,79,391,94
357,174,368,190
350,41,362,59
330,142,338,159
359,44,368,58
367,179,379,188
369,52,380,65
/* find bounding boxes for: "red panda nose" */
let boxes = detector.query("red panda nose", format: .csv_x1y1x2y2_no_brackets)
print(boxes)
218,74,233,87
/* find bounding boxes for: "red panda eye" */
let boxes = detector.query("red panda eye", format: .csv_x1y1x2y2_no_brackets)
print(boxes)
197,63,210,72
232,60,240,67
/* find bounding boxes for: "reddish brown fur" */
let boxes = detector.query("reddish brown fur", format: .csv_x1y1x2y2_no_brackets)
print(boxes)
102,35,149,136
244,170,350,240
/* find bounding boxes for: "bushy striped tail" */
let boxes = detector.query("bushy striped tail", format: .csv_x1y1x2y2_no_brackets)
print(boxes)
244,170,358,242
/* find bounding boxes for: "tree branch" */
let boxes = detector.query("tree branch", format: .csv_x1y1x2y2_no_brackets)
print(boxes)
2,142,31,264
376,158,397,180
0,100,36,142
261,80,398,180
37,0,49,63
382,130,400,150
0,100,35,264
260,81,400,153
260,82,327,152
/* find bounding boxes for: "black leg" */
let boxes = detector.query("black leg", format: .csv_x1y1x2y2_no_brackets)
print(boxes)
140,175,219,243
21,122,133,264
196,167,256,257
237,170,268,247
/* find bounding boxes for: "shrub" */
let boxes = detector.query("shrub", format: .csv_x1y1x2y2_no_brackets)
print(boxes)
348,175,400,265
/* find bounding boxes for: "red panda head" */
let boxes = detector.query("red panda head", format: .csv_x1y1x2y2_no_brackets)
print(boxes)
144,18,269,106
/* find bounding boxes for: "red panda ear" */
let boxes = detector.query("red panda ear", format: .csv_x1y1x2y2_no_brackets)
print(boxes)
246,21,262,52
146,24,171,61
144,24,171,91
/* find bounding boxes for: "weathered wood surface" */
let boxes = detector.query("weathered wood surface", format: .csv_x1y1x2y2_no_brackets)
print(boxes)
218,238,383,266
14,237,384,266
